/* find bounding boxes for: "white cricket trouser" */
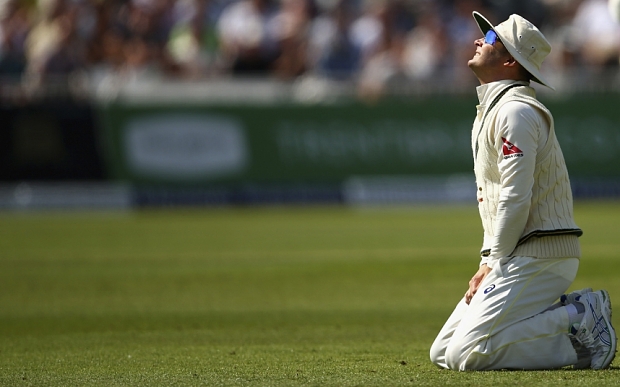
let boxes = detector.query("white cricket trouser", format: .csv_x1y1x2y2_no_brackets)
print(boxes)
430,256,579,370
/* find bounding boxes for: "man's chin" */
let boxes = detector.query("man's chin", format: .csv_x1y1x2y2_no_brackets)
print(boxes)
467,54,480,67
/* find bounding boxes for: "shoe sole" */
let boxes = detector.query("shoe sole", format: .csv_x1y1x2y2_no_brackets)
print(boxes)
595,289,617,369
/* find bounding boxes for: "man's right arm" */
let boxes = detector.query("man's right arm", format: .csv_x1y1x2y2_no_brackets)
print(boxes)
465,264,492,305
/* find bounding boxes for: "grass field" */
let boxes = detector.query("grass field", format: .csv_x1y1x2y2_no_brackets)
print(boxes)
1,201,619,386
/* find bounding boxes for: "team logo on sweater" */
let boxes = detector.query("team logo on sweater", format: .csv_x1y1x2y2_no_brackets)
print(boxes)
502,137,523,159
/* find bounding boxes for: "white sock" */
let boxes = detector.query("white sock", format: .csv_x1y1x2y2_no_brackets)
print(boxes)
566,303,585,327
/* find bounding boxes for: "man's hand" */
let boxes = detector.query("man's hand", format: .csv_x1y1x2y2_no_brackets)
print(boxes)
465,264,492,304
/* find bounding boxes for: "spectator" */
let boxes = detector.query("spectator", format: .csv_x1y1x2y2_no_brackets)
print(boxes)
41,1,88,75
271,0,316,79
0,0,30,75
216,0,280,75
401,2,448,81
117,0,178,76
25,0,73,76
355,1,412,99
308,0,361,79
570,0,620,70
167,0,221,78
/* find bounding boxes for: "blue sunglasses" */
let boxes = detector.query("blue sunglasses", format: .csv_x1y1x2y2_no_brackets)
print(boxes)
484,30,499,45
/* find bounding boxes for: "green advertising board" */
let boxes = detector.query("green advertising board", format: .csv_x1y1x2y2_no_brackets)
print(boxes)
98,93,620,188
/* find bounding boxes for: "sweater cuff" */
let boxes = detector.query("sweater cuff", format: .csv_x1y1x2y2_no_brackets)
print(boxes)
479,249,491,267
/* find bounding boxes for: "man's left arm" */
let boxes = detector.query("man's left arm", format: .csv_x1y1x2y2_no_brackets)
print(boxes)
488,102,542,262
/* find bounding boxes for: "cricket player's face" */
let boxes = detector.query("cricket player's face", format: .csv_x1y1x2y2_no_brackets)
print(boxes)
468,32,510,81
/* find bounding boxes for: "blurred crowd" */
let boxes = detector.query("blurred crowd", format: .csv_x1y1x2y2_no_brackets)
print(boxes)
1,0,620,96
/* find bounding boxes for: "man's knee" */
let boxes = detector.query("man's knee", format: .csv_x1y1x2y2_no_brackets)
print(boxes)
429,336,473,370
429,339,446,368
444,339,484,371
444,342,467,370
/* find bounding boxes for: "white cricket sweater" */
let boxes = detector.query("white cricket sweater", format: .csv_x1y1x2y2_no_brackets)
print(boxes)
472,80,582,268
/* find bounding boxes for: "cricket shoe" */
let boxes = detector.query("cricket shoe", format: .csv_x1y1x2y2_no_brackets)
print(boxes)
561,288,592,306
571,290,617,369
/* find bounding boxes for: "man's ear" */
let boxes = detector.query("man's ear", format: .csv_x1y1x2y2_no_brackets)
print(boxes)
505,57,517,66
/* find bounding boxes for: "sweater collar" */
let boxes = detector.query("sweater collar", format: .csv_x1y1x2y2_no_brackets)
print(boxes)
476,80,531,106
